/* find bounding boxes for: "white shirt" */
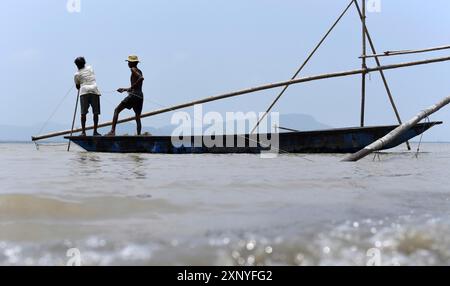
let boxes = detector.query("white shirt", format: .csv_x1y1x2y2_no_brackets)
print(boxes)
74,66,101,96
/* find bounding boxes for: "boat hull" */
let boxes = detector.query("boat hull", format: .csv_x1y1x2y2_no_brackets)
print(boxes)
65,122,442,154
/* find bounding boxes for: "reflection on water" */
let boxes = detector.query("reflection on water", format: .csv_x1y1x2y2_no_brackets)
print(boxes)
69,152,148,180
0,143,450,265
128,154,147,180
71,153,103,177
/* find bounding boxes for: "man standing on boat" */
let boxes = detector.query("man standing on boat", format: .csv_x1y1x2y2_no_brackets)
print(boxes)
74,57,102,136
107,55,144,136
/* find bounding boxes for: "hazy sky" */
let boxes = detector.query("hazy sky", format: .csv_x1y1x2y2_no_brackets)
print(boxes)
1,0,449,140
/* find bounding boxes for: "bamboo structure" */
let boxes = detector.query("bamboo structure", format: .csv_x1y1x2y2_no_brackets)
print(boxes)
361,45,450,59
250,0,355,134
354,0,411,150
278,126,302,133
32,55,450,141
252,0,411,140
343,95,450,162
67,90,80,151
360,0,367,127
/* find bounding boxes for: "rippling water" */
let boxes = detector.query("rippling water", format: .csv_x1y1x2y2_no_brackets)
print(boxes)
0,142,449,266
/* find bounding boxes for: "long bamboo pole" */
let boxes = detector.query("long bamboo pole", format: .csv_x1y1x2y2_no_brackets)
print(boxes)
67,89,80,151
31,55,450,141
354,0,411,150
360,0,367,127
343,95,450,162
361,45,450,59
250,0,355,134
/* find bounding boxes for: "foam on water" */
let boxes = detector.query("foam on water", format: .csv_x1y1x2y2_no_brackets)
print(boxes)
1,215,449,266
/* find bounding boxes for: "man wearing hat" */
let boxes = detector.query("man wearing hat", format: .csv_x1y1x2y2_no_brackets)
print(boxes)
107,55,145,136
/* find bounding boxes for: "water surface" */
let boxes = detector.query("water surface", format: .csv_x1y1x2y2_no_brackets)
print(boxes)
1,143,449,265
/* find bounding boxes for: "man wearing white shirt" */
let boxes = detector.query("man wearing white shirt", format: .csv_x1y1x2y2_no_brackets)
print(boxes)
74,57,102,136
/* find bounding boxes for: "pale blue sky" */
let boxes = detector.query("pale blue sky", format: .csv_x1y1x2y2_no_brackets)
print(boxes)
1,0,449,140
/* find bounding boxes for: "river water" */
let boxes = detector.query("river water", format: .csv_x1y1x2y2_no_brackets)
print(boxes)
0,142,449,265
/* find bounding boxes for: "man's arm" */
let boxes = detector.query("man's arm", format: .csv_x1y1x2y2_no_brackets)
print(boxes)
118,68,144,93
74,74,80,90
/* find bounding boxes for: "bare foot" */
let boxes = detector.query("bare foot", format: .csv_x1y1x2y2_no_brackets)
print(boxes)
106,131,115,136
80,132,87,137
93,132,102,136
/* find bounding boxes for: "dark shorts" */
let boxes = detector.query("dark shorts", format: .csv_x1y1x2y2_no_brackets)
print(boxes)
80,93,101,115
119,92,143,114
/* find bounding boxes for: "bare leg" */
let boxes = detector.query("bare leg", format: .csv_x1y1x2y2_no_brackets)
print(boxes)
93,114,100,135
81,114,87,136
107,105,125,136
135,113,142,135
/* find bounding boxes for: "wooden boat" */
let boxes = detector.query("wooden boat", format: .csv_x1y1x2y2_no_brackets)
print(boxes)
33,1,449,155
65,122,441,154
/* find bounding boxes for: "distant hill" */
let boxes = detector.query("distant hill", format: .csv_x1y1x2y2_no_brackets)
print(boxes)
277,113,331,131
0,123,68,143
0,113,331,142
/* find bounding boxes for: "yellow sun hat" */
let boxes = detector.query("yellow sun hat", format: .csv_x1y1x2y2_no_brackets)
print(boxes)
126,55,140,63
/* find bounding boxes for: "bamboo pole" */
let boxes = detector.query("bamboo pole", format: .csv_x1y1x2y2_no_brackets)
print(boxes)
278,126,302,133
250,0,355,134
360,0,367,127
361,45,450,59
31,55,450,141
343,95,450,162
354,0,411,150
67,89,80,151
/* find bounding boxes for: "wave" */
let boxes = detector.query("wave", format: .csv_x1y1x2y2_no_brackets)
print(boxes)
0,194,189,221
1,214,449,265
